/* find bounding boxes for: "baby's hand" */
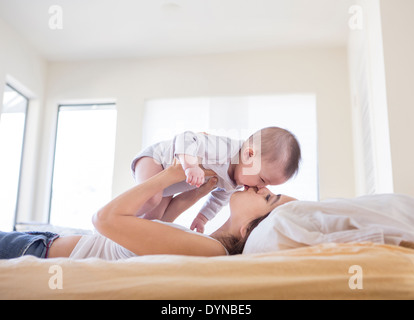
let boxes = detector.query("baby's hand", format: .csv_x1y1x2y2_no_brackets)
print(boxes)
190,213,208,233
185,166,205,187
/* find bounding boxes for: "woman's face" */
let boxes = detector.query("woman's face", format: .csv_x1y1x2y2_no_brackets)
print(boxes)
229,186,297,229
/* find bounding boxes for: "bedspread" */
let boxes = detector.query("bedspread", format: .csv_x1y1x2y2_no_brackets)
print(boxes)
0,242,413,300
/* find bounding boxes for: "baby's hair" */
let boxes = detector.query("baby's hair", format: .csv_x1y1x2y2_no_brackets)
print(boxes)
246,127,301,180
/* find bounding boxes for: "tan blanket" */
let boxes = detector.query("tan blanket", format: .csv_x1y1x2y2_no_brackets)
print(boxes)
1,242,413,300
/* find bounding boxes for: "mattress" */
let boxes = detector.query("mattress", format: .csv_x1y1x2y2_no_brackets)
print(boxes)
1,242,413,300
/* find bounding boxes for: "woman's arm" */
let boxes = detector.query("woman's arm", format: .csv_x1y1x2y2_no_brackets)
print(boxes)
92,164,225,257
162,177,218,223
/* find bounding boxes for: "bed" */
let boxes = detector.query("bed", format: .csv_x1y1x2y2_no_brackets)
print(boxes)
0,242,413,300
1,193,414,300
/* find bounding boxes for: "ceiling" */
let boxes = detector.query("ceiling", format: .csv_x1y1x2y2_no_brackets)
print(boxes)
0,0,354,61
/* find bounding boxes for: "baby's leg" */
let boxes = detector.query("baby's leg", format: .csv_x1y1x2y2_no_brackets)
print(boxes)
134,157,172,219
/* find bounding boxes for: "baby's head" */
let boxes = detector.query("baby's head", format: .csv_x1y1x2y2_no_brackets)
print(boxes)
233,127,301,188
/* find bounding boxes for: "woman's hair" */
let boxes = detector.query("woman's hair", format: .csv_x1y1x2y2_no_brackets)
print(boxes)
218,212,271,255
399,241,414,250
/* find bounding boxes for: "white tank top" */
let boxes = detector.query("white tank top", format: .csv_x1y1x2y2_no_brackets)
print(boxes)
69,220,228,260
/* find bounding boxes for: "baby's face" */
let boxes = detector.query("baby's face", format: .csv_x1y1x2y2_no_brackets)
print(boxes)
233,157,288,189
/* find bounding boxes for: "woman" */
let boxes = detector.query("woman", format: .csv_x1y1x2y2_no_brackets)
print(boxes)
0,162,295,260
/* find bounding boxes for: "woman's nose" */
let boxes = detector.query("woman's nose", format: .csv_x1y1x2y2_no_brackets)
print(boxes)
257,187,270,194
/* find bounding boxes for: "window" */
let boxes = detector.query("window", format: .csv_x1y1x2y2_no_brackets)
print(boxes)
49,104,117,230
0,85,29,231
143,95,318,233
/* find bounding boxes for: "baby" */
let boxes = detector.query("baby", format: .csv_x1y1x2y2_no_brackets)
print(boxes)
131,127,301,232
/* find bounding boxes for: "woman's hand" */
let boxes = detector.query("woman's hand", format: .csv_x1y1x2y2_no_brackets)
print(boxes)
202,167,217,177
166,158,187,182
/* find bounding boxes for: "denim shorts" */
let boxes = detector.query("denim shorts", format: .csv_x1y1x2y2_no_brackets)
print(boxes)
0,231,60,259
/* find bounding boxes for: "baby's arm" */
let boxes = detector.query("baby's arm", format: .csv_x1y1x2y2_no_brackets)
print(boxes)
190,213,209,233
199,189,234,221
174,131,207,187
189,189,234,233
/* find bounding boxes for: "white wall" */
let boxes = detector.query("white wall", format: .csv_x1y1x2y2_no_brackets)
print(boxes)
380,0,414,196
37,47,354,221
0,18,47,224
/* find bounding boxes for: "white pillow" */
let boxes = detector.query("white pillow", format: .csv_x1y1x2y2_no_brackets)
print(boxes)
243,193,414,254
